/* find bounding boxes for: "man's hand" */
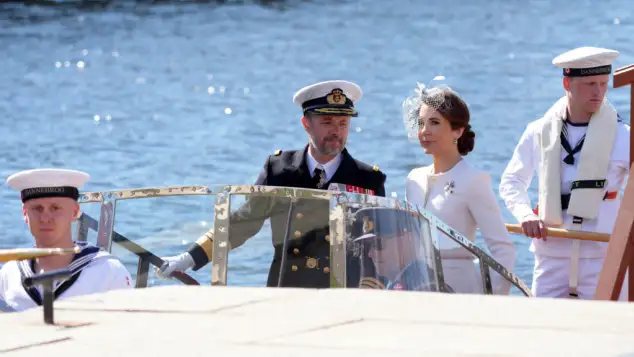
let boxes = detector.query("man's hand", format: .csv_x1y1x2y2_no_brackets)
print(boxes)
521,215,548,241
154,252,195,280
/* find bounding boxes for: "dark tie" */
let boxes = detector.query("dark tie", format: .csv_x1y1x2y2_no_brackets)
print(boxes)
560,129,585,165
312,167,327,189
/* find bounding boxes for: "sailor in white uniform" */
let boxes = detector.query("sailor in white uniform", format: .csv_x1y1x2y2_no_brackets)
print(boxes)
0,168,133,312
499,47,630,299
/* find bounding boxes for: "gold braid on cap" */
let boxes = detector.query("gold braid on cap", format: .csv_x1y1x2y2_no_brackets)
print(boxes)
359,276,386,289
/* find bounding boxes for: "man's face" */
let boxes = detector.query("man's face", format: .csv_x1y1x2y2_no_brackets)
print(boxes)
302,114,351,156
565,74,609,114
366,232,415,280
22,197,79,247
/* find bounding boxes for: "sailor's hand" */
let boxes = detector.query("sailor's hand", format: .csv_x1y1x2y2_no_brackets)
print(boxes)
155,252,195,280
521,215,547,241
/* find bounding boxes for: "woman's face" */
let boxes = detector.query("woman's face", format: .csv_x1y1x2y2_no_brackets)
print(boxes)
417,104,463,155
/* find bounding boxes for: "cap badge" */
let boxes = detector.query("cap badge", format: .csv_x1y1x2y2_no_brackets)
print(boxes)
362,216,374,234
326,88,347,105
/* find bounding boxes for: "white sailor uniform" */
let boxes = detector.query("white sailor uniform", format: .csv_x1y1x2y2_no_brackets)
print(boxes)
0,241,132,312
2,167,134,311
499,47,630,299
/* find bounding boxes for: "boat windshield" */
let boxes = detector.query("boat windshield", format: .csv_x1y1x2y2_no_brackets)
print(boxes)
341,205,442,292
72,184,531,296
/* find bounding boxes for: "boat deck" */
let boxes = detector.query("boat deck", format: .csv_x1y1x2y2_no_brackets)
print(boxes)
1,286,634,356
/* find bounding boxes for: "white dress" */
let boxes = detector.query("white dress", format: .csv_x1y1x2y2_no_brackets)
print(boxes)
405,159,517,295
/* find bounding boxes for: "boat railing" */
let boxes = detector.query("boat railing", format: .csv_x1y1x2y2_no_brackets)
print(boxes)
74,184,532,296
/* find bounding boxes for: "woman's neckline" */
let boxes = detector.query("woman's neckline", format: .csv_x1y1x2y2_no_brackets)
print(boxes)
428,158,464,176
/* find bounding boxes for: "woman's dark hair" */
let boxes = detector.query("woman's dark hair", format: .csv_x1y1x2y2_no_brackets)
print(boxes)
402,85,475,156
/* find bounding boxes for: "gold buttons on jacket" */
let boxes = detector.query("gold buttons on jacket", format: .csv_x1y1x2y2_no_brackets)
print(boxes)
291,265,298,271
293,248,300,255
324,235,330,242
296,212,304,219
306,257,317,269
294,230,301,238
323,267,329,273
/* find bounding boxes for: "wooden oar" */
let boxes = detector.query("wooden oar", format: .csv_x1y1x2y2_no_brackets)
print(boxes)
505,224,610,243
0,247,80,263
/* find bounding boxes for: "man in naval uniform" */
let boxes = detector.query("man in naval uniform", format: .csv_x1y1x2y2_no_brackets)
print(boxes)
0,168,133,311
499,47,630,299
353,207,441,292
157,80,387,288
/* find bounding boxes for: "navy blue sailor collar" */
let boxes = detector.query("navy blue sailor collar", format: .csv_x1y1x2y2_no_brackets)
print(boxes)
18,241,102,306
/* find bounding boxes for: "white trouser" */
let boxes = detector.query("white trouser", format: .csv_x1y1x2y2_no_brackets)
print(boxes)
532,254,629,300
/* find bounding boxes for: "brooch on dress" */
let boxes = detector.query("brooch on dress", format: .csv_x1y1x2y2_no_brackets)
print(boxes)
444,180,455,195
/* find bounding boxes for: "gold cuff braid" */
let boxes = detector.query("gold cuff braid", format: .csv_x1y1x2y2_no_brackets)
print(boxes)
195,229,215,261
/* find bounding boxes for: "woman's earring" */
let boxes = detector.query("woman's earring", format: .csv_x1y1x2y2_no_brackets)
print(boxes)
453,138,458,144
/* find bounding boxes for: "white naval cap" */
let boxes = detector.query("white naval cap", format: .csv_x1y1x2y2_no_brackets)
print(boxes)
6,168,90,203
552,46,620,77
292,80,362,117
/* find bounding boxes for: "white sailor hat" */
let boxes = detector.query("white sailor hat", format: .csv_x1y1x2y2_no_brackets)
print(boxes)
6,168,90,203
292,80,362,117
552,46,620,77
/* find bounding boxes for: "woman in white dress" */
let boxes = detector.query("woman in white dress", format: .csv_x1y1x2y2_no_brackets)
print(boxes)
402,84,516,295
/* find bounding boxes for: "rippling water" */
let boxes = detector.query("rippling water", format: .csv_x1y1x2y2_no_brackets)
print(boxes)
0,0,632,291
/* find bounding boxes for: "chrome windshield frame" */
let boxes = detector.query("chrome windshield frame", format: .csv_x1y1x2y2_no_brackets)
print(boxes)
76,184,532,296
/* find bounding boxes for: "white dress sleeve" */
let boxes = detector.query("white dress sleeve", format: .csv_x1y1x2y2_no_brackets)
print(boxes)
499,122,539,223
404,167,428,207
404,171,412,201
468,171,517,295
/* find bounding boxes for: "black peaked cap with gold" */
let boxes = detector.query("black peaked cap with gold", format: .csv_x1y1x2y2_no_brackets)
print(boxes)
351,207,421,242
293,80,362,117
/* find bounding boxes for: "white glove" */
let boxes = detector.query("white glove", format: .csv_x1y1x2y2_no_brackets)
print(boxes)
155,252,195,280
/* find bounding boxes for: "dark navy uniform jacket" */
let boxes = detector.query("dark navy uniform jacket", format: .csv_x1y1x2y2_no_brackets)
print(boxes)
187,144,386,288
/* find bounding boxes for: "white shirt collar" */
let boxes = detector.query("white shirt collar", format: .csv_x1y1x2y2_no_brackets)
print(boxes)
306,149,342,182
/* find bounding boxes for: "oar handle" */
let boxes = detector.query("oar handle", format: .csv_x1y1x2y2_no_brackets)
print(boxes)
505,224,610,243
0,247,80,263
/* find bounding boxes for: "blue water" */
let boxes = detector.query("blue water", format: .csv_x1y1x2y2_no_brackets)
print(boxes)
0,0,632,291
